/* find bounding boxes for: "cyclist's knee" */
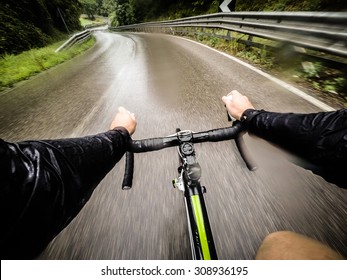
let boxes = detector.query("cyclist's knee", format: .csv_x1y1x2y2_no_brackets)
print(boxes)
256,231,344,260
255,231,291,259
263,230,294,242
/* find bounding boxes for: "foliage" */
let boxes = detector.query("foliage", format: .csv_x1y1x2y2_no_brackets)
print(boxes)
235,0,347,11
110,1,135,26
300,62,347,98
142,0,219,21
0,36,96,90
0,0,82,56
101,0,347,26
209,35,218,47
107,0,347,24
81,0,135,27
79,15,106,27
80,16,94,26
79,0,98,20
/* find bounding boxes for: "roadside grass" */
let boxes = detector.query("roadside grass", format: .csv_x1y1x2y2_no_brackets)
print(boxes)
80,17,94,26
0,36,96,90
80,15,107,27
187,29,347,106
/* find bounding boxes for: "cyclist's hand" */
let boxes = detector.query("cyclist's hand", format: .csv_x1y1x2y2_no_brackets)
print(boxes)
222,90,255,120
110,107,137,135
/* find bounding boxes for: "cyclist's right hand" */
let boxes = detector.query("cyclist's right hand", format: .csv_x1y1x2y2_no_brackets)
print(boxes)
222,90,255,120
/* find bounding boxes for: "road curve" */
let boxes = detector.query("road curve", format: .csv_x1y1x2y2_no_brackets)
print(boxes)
1,31,346,259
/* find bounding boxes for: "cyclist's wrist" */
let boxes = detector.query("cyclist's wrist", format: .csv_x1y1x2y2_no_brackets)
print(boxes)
240,109,263,123
111,126,131,137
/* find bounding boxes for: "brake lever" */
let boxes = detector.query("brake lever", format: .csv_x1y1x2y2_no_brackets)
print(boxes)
226,106,257,171
226,107,236,123
122,151,134,190
234,136,257,171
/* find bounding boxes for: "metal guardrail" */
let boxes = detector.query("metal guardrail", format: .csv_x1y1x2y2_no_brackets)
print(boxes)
110,12,347,59
55,30,91,53
84,23,108,30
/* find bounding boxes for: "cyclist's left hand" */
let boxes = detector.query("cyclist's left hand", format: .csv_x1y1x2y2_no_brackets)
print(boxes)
110,107,137,135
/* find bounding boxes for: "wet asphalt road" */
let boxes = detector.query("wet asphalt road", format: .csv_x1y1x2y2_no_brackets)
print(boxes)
0,31,346,259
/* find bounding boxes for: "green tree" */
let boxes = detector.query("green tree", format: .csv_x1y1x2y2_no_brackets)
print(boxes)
79,0,98,20
0,0,81,55
101,0,135,26
101,0,117,15
112,1,134,26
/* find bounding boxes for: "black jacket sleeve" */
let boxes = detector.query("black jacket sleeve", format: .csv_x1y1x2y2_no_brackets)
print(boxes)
0,127,130,259
242,109,347,189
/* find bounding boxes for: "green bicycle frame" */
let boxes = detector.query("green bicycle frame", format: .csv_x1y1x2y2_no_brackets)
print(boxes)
184,185,218,260
174,130,218,260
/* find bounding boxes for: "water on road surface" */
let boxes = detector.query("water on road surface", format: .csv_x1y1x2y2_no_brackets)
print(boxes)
1,31,346,259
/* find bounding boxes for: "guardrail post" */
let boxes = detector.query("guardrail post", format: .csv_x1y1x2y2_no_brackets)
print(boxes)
226,30,231,41
246,35,253,46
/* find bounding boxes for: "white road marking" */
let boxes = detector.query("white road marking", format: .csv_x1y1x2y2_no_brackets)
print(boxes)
176,36,336,111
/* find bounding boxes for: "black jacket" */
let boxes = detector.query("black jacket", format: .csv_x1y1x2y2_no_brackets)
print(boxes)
1,110,346,259
243,109,347,189
0,127,130,259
